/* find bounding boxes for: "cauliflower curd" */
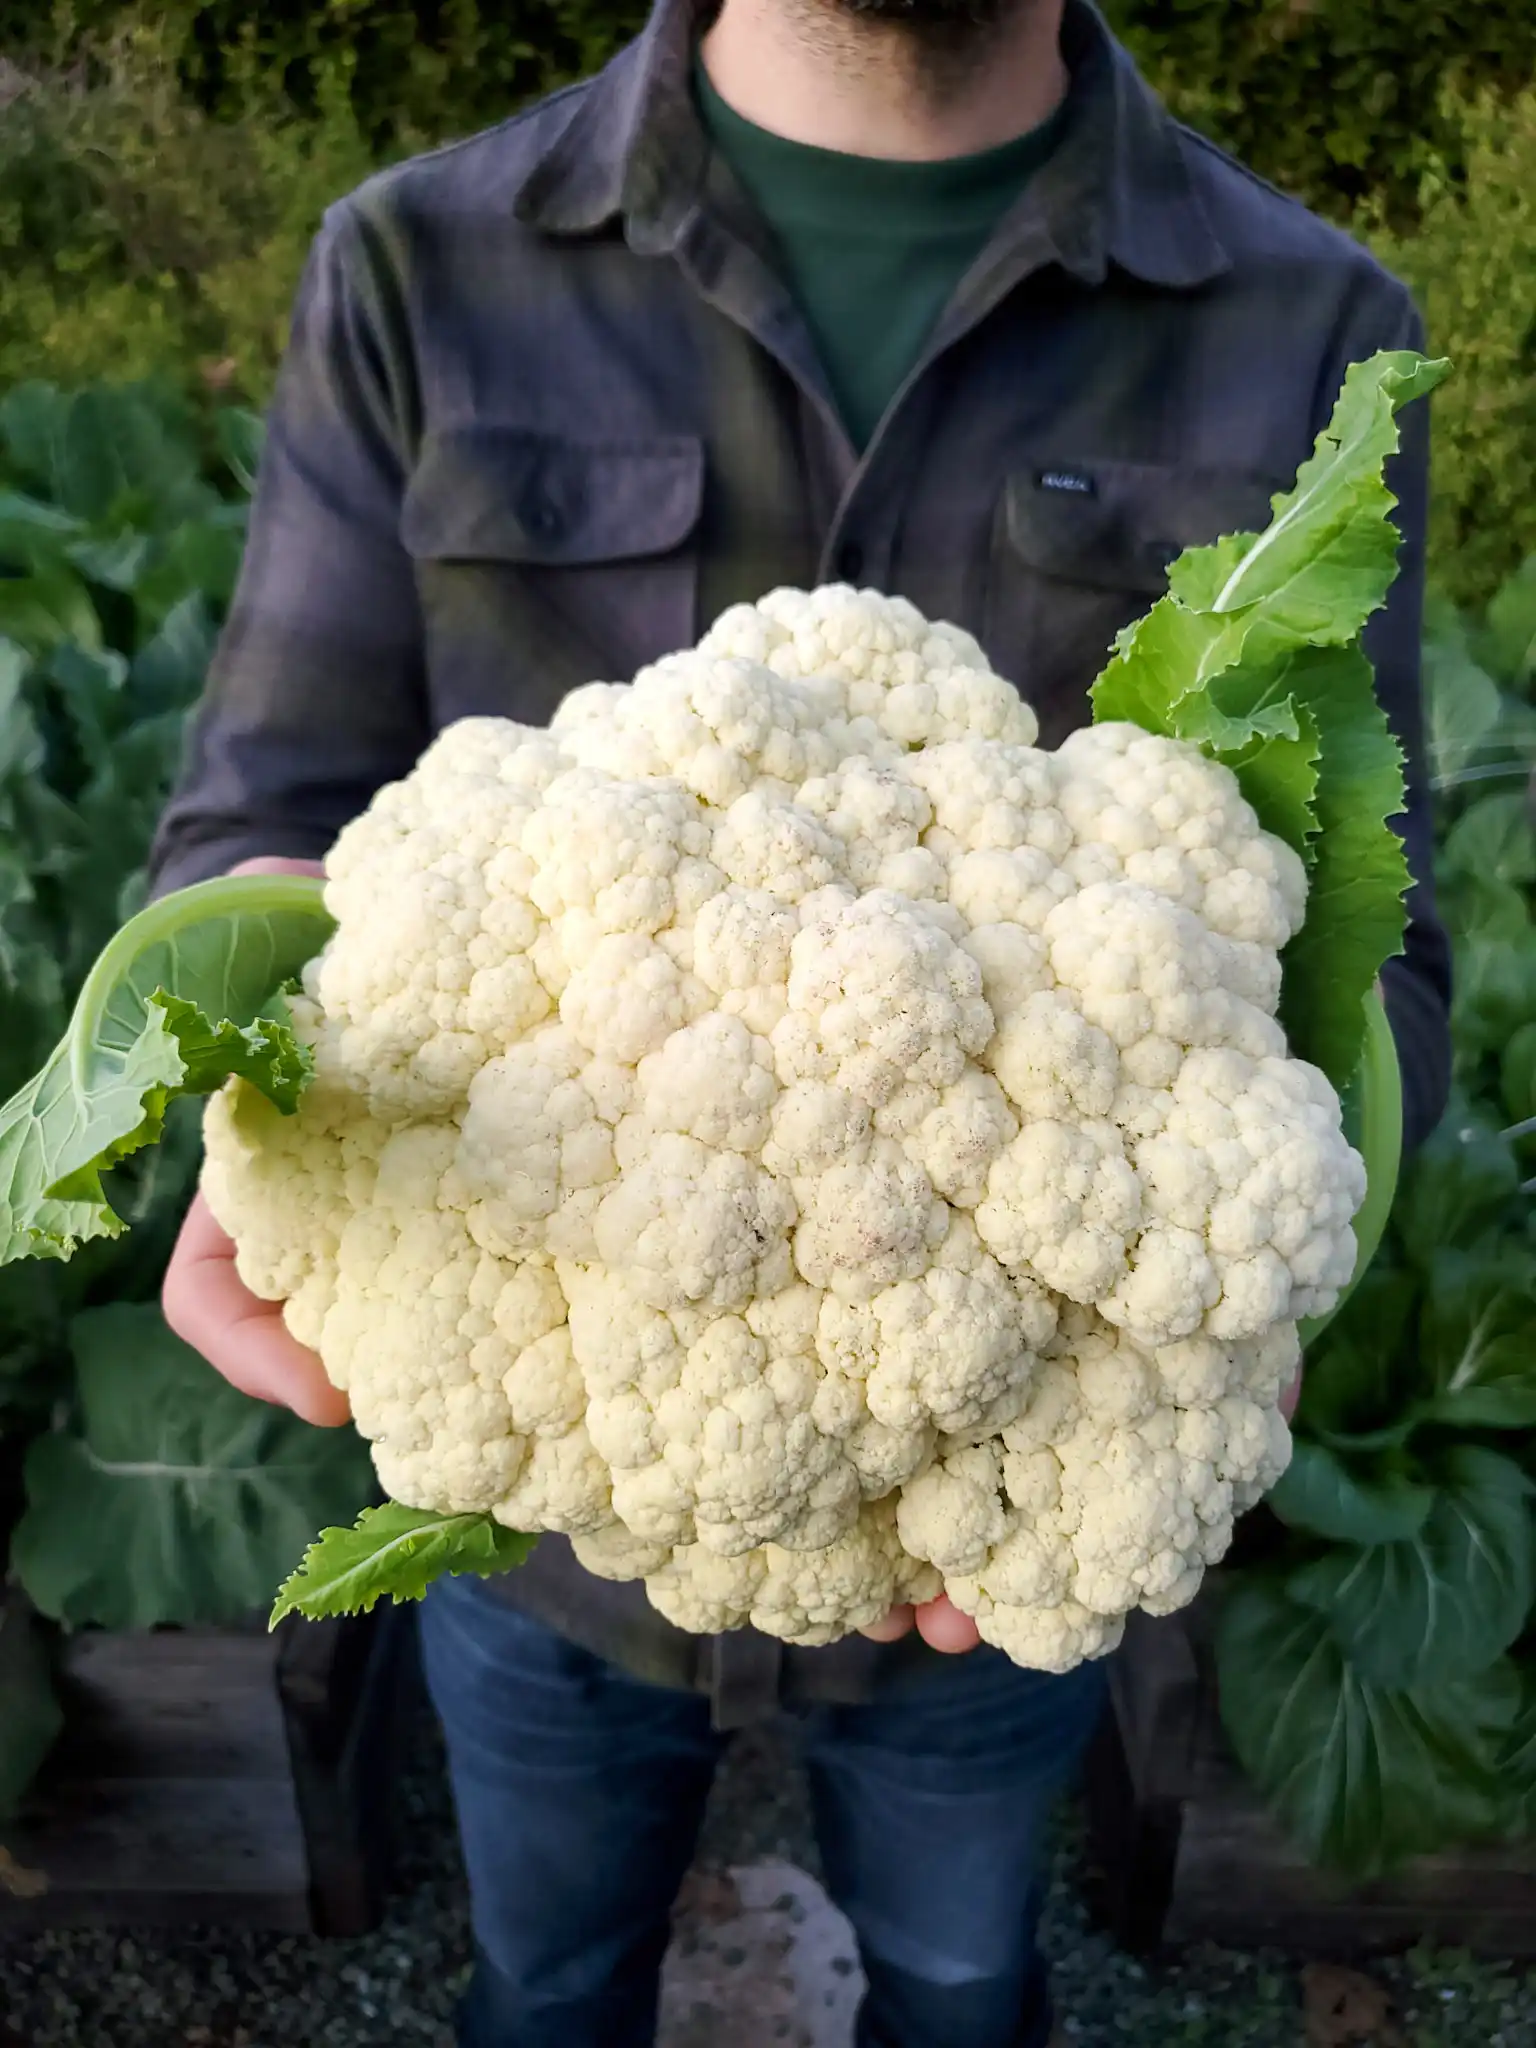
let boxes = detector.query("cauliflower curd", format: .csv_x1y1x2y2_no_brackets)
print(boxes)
202,585,1364,1671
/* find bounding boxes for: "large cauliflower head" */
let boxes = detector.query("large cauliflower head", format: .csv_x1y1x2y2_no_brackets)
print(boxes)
202,586,1362,1670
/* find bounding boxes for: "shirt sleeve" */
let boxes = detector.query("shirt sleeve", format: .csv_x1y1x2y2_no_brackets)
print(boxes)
148,200,431,897
1319,275,1453,1157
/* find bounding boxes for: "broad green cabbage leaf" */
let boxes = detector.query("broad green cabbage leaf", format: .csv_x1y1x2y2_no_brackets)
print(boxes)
11,1301,375,1630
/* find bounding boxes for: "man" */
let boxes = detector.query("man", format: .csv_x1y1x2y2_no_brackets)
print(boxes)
151,0,1452,2041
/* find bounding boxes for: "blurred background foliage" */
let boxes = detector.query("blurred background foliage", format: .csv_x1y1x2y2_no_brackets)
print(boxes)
0,0,1531,601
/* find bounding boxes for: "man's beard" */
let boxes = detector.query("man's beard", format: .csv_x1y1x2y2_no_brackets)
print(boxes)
809,0,1043,95
834,0,1022,27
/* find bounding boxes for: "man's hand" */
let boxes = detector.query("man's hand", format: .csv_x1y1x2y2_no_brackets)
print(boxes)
163,1192,351,1425
160,854,350,1428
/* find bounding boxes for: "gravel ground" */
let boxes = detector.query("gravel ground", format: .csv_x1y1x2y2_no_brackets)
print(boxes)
2,1701,1533,2048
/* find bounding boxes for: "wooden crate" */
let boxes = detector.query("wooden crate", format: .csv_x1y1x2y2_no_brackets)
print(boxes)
1083,1603,1536,1958
0,1602,417,1935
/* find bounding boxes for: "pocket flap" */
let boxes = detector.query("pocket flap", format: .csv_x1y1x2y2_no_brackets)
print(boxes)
403,427,705,566
1003,460,1285,596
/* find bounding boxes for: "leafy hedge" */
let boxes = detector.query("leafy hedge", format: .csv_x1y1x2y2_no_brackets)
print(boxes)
0,30,381,401
1368,90,1536,606
1216,560,1536,1876
0,0,648,161
1105,0,1536,226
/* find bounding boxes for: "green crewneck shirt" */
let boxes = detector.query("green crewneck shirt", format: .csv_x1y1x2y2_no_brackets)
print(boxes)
694,60,1067,450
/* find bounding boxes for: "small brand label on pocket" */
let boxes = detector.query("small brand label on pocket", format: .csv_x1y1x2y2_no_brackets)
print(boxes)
1036,469,1096,497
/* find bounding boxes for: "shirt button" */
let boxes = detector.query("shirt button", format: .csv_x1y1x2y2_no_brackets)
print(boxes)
524,496,561,540
836,541,864,583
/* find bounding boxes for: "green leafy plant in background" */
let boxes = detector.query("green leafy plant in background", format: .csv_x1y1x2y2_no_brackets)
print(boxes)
1364,86,1536,609
11,1304,376,1631
1216,555,1536,1877
0,23,385,403
0,379,373,1824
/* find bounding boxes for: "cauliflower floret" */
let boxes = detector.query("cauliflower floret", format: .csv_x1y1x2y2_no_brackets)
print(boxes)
701,585,1037,749
524,771,715,938
201,1002,388,1346
961,921,1051,1019
896,1067,1019,1208
318,1205,530,1513
976,1119,1142,1300
201,584,1360,1674
777,890,994,1107
897,1443,1011,1574
593,1134,798,1314
795,756,933,887
645,1496,942,1646
711,790,849,904
553,654,844,806
691,886,798,1035
792,1138,950,1300
1055,724,1308,951
492,1422,614,1536
447,1030,619,1256
987,989,1121,1123
1101,1046,1364,1344
897,1309,1293,1663
561,931,711,1063
626,1013,779,1155
863,1252,1046,1437
571,1521,676,1582
909,738,1070,863
1045,882,1285,1062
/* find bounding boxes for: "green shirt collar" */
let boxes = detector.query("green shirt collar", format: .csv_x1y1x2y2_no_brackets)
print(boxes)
690,54,1071,235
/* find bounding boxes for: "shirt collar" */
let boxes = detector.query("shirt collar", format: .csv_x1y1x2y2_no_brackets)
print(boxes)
511,0,1230,291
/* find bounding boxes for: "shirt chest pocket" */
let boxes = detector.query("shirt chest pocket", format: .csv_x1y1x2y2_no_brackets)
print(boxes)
983,459,1286,748
401,426,706,728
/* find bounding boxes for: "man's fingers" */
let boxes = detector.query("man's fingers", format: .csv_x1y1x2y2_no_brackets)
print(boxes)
914,1594,983,1654
858,1603,915,1643
164,1186,238,1270
163,1195,352,1427
858,1593,986,1651
194,1278,353,1428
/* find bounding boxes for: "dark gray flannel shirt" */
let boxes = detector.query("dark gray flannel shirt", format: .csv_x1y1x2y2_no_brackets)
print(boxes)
150,0,1452,1724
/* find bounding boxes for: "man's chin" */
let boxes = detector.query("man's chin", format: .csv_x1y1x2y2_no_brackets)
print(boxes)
831,0,1024,21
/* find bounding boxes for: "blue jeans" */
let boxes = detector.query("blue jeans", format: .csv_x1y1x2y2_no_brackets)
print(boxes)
419,1576,1107,2048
